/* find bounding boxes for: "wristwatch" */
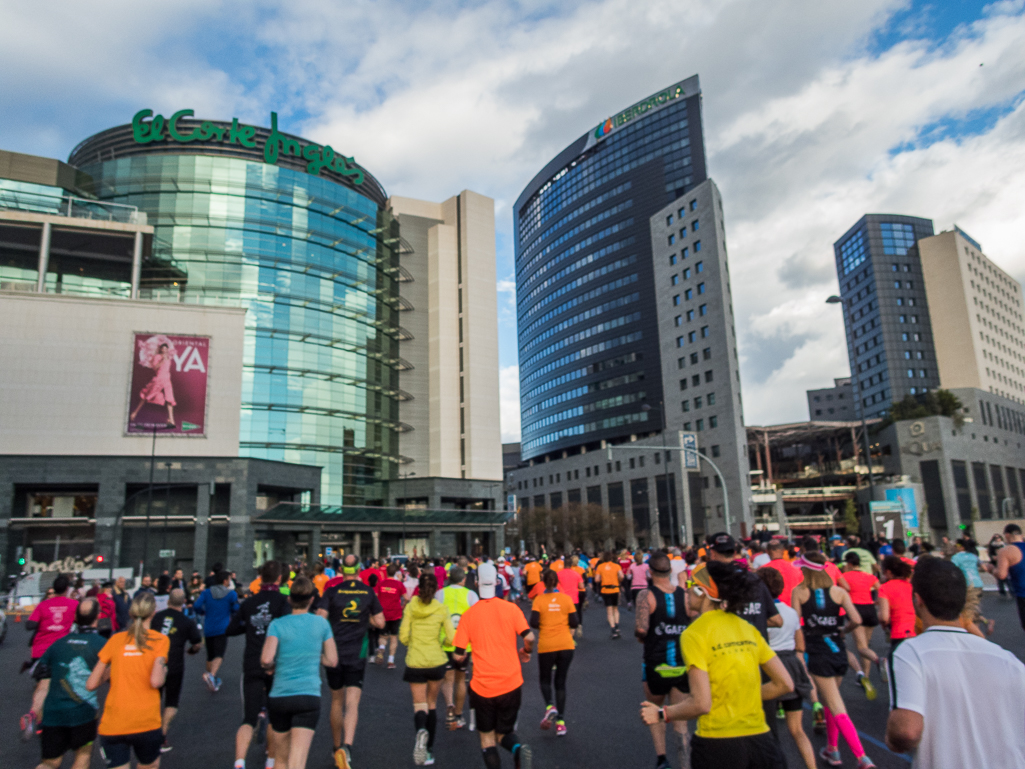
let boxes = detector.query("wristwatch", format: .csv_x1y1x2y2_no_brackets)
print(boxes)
658,707,666,722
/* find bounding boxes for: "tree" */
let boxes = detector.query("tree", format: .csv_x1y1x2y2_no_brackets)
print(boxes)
882,389,964,428
842,498,860,536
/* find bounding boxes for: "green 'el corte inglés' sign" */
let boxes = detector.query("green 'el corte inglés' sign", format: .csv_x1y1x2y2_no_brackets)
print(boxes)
131,109,364,184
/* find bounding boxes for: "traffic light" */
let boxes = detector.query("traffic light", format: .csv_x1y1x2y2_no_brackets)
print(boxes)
17,556,25,566
95,554,105,564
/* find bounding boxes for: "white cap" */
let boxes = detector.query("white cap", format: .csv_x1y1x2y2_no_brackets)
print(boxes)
496,556,506,563
477,562,498,599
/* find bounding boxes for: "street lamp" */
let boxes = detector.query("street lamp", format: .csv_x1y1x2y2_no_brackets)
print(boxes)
640,402,679,547
826,295,877,520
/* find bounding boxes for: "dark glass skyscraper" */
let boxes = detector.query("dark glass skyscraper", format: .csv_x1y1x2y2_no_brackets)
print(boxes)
515,76,707,460
833,214,938,419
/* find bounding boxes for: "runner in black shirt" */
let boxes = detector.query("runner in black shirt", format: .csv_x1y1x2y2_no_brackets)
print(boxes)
227,560,292,769
706,533,781,639
316,554,384,769
152,588,203,753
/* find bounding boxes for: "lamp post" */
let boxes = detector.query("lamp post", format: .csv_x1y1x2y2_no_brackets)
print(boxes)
641,402,679,547
826,295,877,523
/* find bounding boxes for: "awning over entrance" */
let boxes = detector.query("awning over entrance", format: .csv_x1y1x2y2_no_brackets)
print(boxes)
255,503,512,528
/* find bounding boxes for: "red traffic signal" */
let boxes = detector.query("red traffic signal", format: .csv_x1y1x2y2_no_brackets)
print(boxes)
95,555,105,563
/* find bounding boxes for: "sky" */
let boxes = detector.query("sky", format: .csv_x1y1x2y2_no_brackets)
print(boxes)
4,0,1024,442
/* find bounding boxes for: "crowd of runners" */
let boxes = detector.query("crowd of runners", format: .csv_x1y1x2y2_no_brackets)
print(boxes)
13,522,1025,769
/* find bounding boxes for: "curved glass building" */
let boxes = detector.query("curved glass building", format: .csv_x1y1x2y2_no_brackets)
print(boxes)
515,76,707,460
69,111,406,504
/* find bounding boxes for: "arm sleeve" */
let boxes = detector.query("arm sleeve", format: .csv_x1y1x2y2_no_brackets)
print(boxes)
321,616,333,643
529,610,541,629
267,619,281,640
225,606,246,636
370,593,383,615
98,636,115,664
756,632,775,665
466,591,479,606
568,609,579,629
193,592,206,614
29,604,43,623
398,604,412,646
762,583,780,620
890,646,925,714
441,611,456,647
188,618,203,645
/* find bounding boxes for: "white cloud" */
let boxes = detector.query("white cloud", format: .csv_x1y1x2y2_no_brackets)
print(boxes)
3,0,1025,434
499,365,521,443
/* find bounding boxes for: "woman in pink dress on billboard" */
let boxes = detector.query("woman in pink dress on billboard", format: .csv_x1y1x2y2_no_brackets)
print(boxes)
130,335,177,427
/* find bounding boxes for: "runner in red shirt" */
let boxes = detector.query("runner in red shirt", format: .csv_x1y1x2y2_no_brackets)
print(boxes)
842,551,885,699
877,556,917,651
764,541,802,606
375,563,407,669
22,574,79,739
557,560,585,638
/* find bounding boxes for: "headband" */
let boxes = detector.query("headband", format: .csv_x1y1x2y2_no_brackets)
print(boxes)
794,556,826,571
689,564,721,601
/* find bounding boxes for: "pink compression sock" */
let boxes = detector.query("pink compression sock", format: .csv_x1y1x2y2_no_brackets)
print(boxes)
835,713,865,758
824,706,839,750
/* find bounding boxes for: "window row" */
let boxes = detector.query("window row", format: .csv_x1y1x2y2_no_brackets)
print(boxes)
682,415,718,431
677,327,710,346
681,392,716,411
680,371,715,389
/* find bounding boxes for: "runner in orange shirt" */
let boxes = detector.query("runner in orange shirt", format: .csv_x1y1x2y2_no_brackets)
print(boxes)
530,570,577,737
452,563,534,769
523,558,543,594
595,553,623,639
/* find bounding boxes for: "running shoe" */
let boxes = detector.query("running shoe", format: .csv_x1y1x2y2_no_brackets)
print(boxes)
812,702,826,734
387,661,396,670
856,756,877,769
214,676,223,692
413,728,430,765
423,753,435,766
455,716,467,730
203,672,216,692
446,705,457,731
514,742,532,769
858,673,877,701
160,740,172,754
655,758,672,769
334,746,351,769
19,711,36,741
776,704,785,719
556,719,567,736
540,705,558,730
819,747,842,767
876,658,888,684
374,649,385,666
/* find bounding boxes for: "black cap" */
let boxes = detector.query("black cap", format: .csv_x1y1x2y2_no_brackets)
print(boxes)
709,532,737,554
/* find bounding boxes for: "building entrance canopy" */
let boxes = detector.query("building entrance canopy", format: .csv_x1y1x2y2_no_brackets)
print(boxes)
255,503,511,529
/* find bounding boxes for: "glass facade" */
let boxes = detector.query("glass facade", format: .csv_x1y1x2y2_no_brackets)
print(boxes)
833,214,937,419
74,151,404,504
515,79,707,460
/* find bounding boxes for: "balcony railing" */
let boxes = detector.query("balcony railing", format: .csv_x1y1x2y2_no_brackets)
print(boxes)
0,190,146,225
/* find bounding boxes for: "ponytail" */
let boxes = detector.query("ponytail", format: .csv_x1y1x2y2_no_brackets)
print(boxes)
128,591,156,650
418,572,438,604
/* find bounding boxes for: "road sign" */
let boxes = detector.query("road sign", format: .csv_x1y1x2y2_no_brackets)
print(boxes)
870,501,905,541
681,432,699,469
159,549,175,558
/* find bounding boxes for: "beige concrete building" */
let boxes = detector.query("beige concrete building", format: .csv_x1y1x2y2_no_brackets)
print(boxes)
919,227,1025,404
388,191,503,483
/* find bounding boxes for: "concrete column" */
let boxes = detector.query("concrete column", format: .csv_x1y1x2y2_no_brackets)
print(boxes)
352,532,362,559
36,222,52,292
193,484,211,576
226,480,255,583
0,469,11,578
429,528,442,558
495,525,506,555
130,231,143,299
94,470,126,565
310,525,322,564
371,531,380,559
774,494,789,539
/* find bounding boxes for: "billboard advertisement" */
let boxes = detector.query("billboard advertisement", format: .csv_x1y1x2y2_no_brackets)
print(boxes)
126,333,209,436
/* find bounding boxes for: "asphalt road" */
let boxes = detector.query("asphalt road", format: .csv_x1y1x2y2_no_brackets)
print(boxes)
3,592,1023,769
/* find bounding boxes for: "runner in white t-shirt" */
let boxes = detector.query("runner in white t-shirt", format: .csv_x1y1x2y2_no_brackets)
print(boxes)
886,558,1025,769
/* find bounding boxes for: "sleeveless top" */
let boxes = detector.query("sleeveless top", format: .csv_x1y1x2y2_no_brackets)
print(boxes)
644,586,689,677
800,587,844,655
1008,542,1025,598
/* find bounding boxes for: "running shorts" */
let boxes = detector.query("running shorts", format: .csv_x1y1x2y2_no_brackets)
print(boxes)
40,721,97,760
403,664,448,683
446,651,471,672
206,634,228,661
853,603,878,628
690,731,786,769
602,593,620,607
241,670,274,726
326,659,367,690
630,588,643,605
642,661,690,696
775,650,812,703
267,695,320,732
780,696,804,712
161,669,184,709
469,685,521,735
100,729,163,768
382,618,401,635
805,649,848,678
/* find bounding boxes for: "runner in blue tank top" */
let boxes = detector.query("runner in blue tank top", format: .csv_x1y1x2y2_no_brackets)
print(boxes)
994,523,1025,632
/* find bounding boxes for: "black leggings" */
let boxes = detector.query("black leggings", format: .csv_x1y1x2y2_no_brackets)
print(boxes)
538,649,574,715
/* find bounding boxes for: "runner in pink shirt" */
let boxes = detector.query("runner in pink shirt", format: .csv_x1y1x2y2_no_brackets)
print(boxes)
22,574,79,739
627,553,649,609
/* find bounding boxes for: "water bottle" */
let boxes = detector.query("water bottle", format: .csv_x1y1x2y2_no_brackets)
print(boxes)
469,709,476,732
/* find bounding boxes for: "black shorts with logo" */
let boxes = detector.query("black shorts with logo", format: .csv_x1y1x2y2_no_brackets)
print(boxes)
602,592,620,607
806,649,848,678
100,728,164,768
642,661,690,696
382,618,401,635
41,721,97,760
326,658,367,690
469,686,521,734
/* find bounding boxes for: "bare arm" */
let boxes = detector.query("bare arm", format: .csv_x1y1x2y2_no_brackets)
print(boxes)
150,656,167,689
877,593,891,627
760,654,794,701
886,708,924,753
641,666,712,724
260,635,279,672
634,589,653,641
995,546,1016,581
767,614,783,628
322,637,338,668
86,660,108,692
370,611,385,630
834,585,862,630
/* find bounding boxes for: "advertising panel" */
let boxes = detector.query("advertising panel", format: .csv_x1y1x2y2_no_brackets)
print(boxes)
885,488,920,532
126,333,210,436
